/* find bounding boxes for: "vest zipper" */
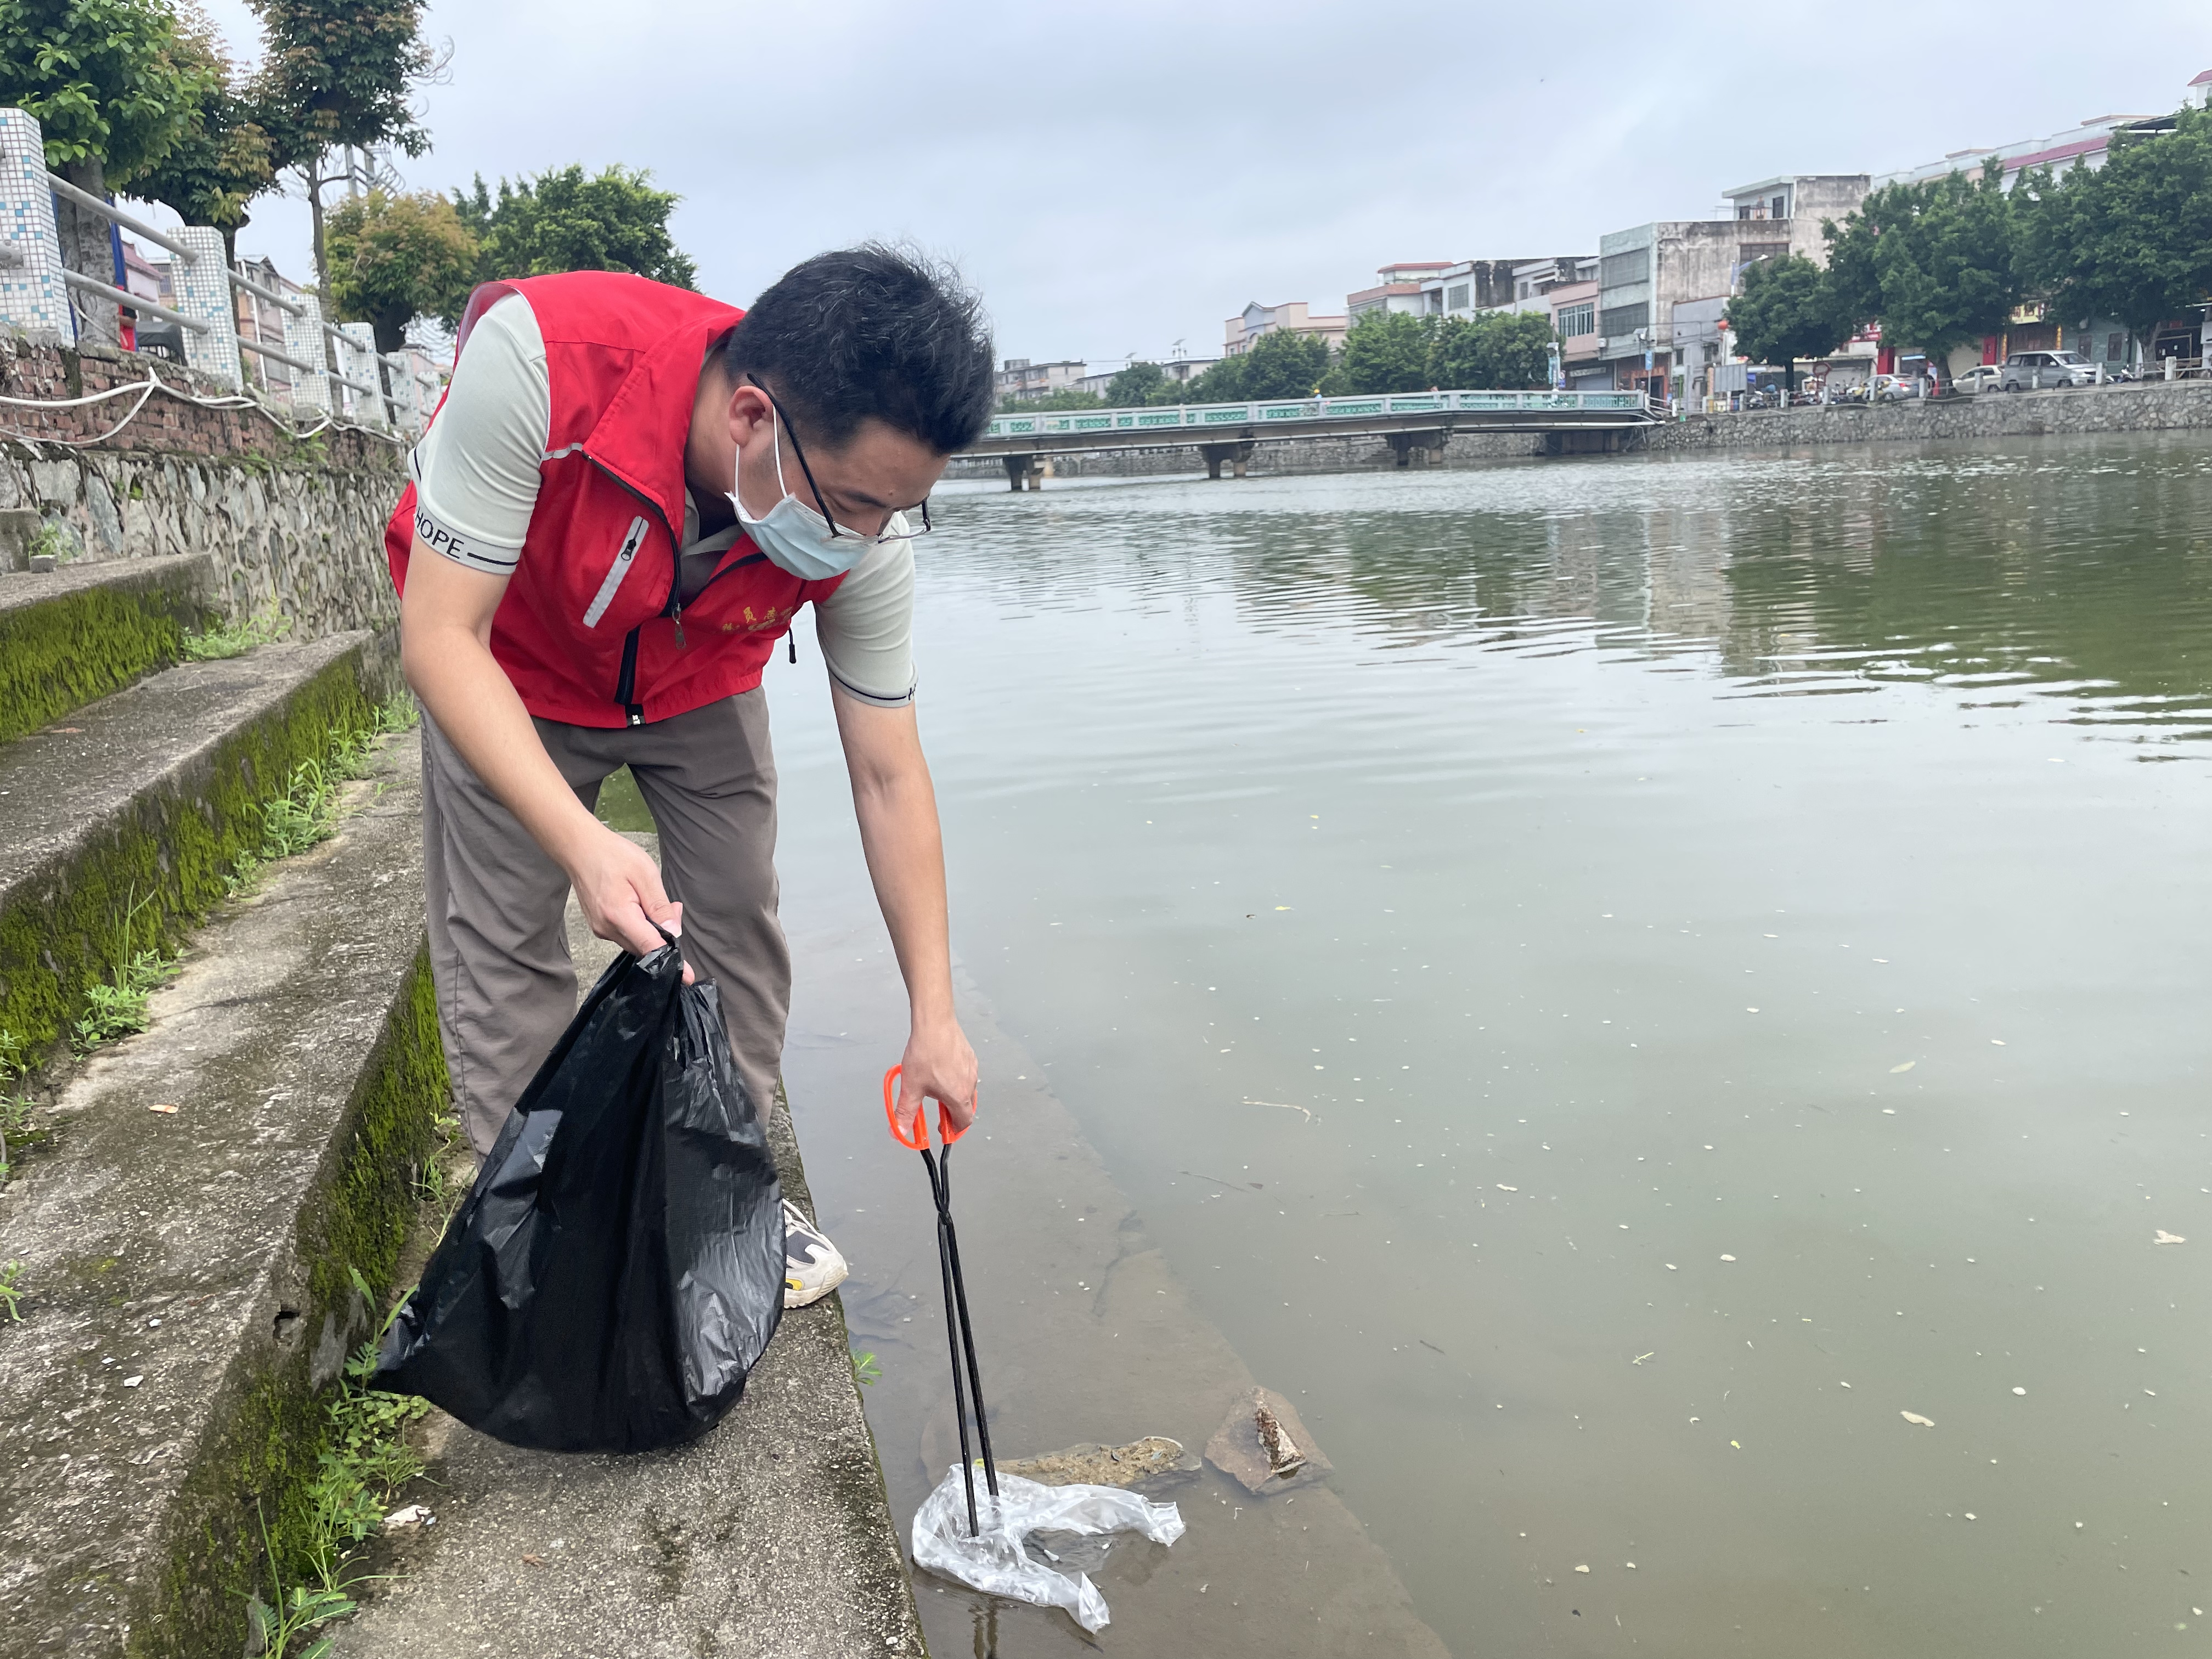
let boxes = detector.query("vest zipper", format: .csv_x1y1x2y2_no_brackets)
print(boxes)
616,627,644,726
584,455,777,720
586,458,681,719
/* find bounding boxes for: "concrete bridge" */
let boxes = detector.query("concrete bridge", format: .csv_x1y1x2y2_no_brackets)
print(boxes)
964,388,1661,486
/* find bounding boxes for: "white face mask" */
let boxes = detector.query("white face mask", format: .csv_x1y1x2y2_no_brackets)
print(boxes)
730,409,861,582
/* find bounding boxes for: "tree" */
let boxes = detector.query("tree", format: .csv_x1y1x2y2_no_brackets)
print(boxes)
1723,253,1847,391
0,0,217,341
2019,105,2212,362
247,0,436,282
1181,351,1246,403
1184,331,1327,402
1825,171,2019,382
994,387,1101,413
324,188,475,353
1429,309,1556,388
1327,311,1431,394
131,6,273,264
1104,360,1165,405
455,164,696,295
1239,328,1330,398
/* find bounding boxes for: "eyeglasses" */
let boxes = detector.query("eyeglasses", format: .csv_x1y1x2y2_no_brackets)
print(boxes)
747,375,934,543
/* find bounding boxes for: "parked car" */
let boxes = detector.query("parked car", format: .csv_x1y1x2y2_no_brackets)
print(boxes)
1954,364,2005,394
2000,350,2096,391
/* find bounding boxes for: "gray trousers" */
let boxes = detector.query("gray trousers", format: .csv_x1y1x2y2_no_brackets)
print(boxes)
421,691,789,1155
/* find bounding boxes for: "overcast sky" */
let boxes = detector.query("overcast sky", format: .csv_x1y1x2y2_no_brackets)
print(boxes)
187,0,2210,370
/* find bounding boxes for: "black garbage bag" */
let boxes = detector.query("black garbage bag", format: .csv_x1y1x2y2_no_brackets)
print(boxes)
374,938,784,1453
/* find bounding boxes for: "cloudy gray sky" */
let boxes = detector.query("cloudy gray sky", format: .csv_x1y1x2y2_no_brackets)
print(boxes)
191,0,2211,369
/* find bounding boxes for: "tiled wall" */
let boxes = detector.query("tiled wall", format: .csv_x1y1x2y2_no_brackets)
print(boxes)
0,110,69,340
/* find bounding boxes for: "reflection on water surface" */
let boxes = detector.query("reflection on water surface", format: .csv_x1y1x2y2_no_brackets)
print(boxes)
768,435,2212,1657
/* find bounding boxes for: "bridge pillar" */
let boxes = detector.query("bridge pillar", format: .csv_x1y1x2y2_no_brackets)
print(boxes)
1002,453,1033,492
1199,441,1255,479
1385,430,1447,468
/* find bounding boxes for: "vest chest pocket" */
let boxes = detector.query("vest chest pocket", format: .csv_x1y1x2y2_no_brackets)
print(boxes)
581,516,652,628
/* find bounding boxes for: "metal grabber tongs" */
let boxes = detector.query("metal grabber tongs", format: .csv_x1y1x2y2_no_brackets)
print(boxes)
884,1064,1000,1536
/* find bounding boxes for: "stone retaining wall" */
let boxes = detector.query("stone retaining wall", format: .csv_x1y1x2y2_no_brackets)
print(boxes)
0,335,405,637
1638,380,2212,452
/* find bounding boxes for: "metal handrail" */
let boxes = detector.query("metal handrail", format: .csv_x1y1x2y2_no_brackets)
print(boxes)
236,336,317,375
44,173,197,263
61,268,209,333
228,266,304,318
979,386,1656,439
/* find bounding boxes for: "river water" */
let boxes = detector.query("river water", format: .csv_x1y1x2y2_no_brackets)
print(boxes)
746,433,2212,1656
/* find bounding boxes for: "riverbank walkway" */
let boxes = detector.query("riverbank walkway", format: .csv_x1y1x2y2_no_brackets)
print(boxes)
967,388,1661,483
0,556,918,1657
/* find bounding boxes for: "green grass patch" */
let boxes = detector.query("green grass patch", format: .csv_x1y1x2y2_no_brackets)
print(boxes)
70,948,178,1051
183,605,292,662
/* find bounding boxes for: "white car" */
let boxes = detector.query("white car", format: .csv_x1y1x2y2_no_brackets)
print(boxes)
1954,364,2005,394
2000,350,2096,391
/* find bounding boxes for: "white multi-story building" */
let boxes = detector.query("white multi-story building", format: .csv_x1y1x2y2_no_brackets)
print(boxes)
1222,301,1347,357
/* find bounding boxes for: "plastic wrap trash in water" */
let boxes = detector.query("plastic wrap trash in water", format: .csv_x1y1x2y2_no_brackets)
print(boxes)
912,1464,1186,1633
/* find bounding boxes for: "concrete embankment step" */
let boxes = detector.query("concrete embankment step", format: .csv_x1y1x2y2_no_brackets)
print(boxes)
0,728,442,1659
0,630,383,1062
0,553,214,746
331,880,927,1659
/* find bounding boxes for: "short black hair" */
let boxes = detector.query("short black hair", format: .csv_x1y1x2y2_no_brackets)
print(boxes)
721,244,995,455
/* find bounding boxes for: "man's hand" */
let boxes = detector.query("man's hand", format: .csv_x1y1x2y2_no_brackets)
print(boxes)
895,1014,979,1143
562,820,693,982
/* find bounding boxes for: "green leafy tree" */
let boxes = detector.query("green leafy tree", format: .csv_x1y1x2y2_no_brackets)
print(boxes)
0,0,217,340
1239,328,1330,398
1104,360,1165,405
131,7,273,264
325,188,475,353
247,0,436,281
1327,310,1431,394
1723,253,1847,391
454,163,696,298
994,387,1102,413
1181,351,1247,403
1428,309,1556,388
2018,106,2212,360
1825,171,2018,381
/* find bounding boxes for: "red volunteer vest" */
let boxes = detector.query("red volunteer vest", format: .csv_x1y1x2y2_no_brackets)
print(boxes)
385,272,847,727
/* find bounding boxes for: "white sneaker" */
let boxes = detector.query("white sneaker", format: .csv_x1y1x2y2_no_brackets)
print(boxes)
783,1198,850,1308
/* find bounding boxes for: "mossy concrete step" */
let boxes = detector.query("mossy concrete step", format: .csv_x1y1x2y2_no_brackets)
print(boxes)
0,730,444,1659
0,554,215,746
330,879,927,1659
0,631,383,1062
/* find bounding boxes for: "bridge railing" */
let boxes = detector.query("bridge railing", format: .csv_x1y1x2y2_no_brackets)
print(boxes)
980,388,1653,440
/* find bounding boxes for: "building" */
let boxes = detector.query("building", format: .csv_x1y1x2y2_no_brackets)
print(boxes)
1346,262,1453,320
1876,73,2212,191
1418,258,1560,319
1549,274,1602,385
1223,301,1347,357
1592,175,1869,394
1871,74,2212,375
1350,260,1551,322
228,256,313,398
994,357,1088,401
1718,174,1869,253
1075,356,1224,403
